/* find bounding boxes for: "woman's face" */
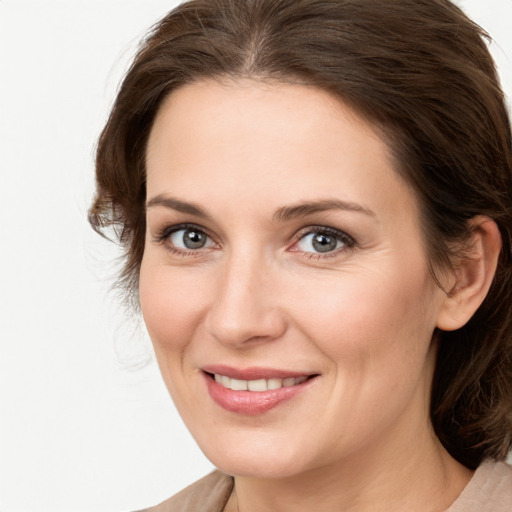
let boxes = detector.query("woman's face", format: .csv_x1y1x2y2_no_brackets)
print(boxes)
140,79,448,478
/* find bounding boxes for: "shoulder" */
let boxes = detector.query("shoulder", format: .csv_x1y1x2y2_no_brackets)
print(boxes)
136,471,233,512
447,460,512,512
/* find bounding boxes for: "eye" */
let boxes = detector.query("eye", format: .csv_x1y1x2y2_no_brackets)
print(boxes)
293,227,354,254
167,226,215,250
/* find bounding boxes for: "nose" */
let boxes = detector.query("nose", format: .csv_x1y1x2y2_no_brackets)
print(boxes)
204,252,287,347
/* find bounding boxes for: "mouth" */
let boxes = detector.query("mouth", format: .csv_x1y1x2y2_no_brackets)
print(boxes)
201,367,319,415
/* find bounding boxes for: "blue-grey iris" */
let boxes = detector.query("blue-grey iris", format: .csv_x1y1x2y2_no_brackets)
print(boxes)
183,229,207,249
312,233,337,252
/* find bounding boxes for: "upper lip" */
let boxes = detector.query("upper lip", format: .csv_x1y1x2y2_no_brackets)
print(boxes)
201,364,317,381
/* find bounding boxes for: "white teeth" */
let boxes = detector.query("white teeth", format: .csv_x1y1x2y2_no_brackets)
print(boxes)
230,378,248,391
267,378,283,390
248,379,267,392
213,374,310,391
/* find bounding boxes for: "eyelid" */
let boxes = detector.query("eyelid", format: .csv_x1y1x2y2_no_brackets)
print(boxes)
153,222,213,242
289,225,356,255
152,222,219,258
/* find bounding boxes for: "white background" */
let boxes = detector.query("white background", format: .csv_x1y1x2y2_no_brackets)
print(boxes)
1,1,511,511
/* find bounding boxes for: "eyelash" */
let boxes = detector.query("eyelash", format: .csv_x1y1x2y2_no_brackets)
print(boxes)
153,223,356,259
293,226,356,257
154,223,218,258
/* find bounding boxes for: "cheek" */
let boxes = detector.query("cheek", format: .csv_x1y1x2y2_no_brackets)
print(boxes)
289,267,439,442
139,260,208,356
288,263,438,374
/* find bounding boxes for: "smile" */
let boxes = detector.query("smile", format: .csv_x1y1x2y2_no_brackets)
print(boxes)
202,368,318,415
213,374,308,391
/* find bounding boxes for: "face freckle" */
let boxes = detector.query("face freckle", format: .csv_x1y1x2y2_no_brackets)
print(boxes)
139,78,447,479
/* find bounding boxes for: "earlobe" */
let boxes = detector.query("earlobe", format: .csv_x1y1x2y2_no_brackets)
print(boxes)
436,216,502,331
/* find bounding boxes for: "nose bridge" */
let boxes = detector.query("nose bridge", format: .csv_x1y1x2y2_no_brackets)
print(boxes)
205,246,285,346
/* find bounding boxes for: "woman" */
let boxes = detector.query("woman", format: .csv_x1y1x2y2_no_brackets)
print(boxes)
89,0,512,510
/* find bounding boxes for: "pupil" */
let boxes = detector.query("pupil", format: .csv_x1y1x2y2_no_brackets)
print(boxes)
312,233,337,253
183,230,206,249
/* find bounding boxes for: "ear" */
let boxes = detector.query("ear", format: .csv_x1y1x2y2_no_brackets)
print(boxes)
436,216,502,331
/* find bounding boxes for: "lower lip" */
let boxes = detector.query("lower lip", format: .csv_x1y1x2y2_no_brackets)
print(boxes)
203,373,315,415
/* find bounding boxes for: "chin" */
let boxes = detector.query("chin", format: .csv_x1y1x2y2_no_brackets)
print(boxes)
194,430,318,479
211,454,305,480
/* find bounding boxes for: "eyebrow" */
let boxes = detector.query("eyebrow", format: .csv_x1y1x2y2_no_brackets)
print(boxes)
146,195,375,221
146,195,212,219
273,199,376,222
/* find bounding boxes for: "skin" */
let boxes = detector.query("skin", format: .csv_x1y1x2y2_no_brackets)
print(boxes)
139,79,495,511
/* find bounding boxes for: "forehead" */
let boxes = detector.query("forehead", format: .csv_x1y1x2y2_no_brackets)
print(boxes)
147,78,385,167
145,79,418,225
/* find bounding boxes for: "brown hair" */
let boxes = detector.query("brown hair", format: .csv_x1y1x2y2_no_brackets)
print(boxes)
89,0,512,469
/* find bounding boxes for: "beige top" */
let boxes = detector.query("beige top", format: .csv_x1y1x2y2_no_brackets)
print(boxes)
139,460,512,512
